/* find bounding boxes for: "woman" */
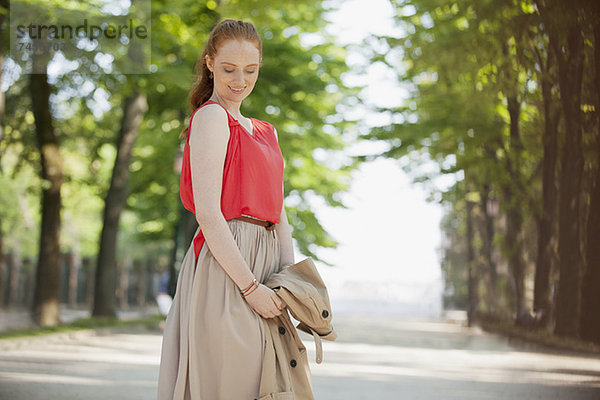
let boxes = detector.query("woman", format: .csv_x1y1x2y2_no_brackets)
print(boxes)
157,19,296,400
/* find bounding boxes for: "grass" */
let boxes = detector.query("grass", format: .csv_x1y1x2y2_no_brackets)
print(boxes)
478,317,600,355
0,313,165,340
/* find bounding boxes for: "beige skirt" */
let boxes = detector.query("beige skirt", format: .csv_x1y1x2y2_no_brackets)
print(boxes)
157,218,281,400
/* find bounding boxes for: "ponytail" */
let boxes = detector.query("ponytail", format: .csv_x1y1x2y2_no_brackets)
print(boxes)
179,19,262,139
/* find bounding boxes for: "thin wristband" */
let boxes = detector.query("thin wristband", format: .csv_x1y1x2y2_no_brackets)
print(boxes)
241,278,258,295
241,282,257,296
242,282,257,296
243,282,259,297
240,278,257,294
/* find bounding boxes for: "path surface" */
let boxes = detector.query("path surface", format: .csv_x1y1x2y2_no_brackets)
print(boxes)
0,314,599,399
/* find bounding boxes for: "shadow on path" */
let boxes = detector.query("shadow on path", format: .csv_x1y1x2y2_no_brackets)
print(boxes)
0,313,599,399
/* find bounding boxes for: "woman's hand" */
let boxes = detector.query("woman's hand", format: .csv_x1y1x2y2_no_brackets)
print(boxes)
243,284,287,319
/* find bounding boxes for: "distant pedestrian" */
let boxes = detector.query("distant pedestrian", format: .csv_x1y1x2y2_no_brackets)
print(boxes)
154,272,172,316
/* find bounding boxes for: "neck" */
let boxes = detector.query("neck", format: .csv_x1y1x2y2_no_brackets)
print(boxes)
210,93,242,119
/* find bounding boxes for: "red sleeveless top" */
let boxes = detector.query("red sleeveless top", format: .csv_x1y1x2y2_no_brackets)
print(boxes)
180,100,284,261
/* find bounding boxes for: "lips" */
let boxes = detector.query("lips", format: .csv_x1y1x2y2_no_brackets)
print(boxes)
228,85,246,94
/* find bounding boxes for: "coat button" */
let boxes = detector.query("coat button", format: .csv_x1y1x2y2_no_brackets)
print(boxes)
290,359,297,368
279,326,286,335
322,310,329,318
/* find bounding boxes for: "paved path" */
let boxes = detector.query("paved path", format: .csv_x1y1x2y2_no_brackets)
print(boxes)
0,314,599,399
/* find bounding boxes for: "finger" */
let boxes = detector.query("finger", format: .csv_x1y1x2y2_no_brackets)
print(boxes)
271,295,284,310
263,306,274,318
269,306,280,318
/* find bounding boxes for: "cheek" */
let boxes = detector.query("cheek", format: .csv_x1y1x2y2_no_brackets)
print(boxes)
217,75,231,86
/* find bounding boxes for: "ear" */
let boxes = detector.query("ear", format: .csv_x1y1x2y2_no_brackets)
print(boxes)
205,54,214,72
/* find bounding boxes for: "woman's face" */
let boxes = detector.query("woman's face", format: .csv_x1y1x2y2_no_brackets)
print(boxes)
206,39,261,105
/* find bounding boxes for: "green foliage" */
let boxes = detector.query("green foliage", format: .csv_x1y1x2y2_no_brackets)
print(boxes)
1,0,360,265
370,0,552,312
0,84,40,255
214,1,360,259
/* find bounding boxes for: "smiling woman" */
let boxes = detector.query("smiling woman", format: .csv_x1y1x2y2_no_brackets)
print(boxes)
157,19,298,400
205,39,260,135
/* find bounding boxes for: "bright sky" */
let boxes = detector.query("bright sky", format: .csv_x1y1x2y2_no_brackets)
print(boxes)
304,0,445,317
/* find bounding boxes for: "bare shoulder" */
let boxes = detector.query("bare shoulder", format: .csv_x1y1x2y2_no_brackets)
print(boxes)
191,104,229,138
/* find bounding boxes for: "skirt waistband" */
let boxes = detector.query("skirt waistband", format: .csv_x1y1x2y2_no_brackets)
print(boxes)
232,215,276,231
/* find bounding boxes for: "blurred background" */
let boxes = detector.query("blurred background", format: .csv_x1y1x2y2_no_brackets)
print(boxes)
3,1,600,399
1,0,599,350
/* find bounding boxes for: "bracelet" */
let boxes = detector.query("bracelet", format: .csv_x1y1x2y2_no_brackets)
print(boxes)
242,281,258,297
243,282,259,297
240,278,257,294
240,278,258,296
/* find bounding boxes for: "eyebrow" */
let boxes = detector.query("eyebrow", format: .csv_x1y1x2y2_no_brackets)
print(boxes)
220,61,259,68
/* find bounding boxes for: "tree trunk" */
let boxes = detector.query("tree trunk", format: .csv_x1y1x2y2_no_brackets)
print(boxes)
168,201,184,298
168,209,198,297
466,183,477,326
118,263,130,310
480,186,497,315
533,45,559,324
134,259,145,307
0,232,4,308
66,250,79,308
579,18,600,344
0,0,8,310
552,20,585,339
0,0,8,152
23,258,34,308
580,135,600,343
92,90,148,317
30,53,63,327
83,257,94,308
6,251,19,307
504,93,527,321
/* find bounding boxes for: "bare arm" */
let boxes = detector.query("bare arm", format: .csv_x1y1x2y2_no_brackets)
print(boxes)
188,104,255,290
188,105,285,318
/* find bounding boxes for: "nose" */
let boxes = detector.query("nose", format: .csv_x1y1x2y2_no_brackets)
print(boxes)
233,70,245,84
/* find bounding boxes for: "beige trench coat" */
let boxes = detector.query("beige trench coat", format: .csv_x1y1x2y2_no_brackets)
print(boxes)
256,258,338,400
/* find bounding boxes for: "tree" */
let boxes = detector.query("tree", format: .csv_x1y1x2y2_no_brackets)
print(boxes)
128,0,360,264
369,0,599,341
536,0,586,338
369,0,541,321
0,0,9,309
30,51,63,326
92,87,148,317
579,5,600,344
2,0,360,318
528,18,560,324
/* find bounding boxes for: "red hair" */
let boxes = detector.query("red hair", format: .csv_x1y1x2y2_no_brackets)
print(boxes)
179,19,262,139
